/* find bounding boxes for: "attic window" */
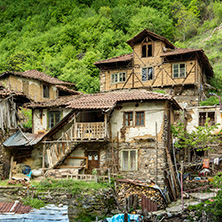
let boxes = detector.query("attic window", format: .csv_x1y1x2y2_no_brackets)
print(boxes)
43,85,49,98
142,43,153,57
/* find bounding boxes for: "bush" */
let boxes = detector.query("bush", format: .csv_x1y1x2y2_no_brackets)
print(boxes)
23,197,45,209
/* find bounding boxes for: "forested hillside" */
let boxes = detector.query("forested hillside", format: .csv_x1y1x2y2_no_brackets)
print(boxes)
0,0,222,93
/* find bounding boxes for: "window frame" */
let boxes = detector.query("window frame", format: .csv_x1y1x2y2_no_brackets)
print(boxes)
48,111,61,129
120,149,138,171
43,84,50,98
124,111,133,127
198,111,215,126
141,67,154,81
135,111,145,126
141,43,153,58
111,72,127,85
172,63,186,78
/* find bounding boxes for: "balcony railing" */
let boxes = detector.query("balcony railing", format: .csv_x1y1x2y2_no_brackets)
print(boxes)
75,122,105,140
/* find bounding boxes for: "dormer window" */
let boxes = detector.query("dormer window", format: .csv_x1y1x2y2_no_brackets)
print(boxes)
142,43,153,57
111,72,126,84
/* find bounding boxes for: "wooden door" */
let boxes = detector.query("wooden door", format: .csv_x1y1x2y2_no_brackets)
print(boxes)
87,151,99,174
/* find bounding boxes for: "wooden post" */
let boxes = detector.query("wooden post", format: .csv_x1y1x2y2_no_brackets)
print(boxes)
108,168,111,184
104,113,107,138
155,122,158,185
9,156,14,180
117,131,120,171
181,161,184,211
42,142,46,169
73,112,76,140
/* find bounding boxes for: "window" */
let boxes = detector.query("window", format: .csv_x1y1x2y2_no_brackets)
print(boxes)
142,44,153,57
48,111,61,128
136,111,145,126
124,112,133,126
111,72,126,84
121,150,138,171
142,67,153,81
199,112,215,126
124,111,145,127
173,63,186,78
43,85,50,98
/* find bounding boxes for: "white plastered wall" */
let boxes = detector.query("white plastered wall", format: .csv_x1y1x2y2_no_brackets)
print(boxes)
186,106,222,134
32,108,71,134
110,101,165,142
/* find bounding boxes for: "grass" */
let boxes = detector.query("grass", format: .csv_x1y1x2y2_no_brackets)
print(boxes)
23,197,46,209
35,179,110,193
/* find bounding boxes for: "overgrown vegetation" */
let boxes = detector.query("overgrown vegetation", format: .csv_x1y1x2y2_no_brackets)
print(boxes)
171,118,222,152
23,197,46,209
1,0,222,93
188,172,222,221
35,178,110,193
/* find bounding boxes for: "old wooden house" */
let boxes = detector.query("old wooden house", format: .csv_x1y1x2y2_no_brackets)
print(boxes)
22,89,181,188
94,29,214,108
0,83,30,179
0,70,78,102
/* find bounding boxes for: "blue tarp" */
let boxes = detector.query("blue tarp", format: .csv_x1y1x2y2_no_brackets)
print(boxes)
105,214,142,222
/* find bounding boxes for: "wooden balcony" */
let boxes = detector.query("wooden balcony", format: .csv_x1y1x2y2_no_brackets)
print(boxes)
75,122,106,140
58,122,107,142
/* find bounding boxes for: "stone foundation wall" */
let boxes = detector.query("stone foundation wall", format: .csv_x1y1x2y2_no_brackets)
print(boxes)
0,186,117,221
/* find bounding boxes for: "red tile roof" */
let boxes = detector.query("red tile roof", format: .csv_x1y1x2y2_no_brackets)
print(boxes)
0,70,75,86
0,201,32,214
160,48,203,56
67,89,181,110
126,29,175,49
56,85,81,95
27,95,79,108
94,53,133,66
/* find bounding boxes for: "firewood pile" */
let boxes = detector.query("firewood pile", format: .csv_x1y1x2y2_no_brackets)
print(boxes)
115,179,165,211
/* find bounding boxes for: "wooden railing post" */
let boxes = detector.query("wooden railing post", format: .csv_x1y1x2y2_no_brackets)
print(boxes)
104,113,107,138
73,112,76,140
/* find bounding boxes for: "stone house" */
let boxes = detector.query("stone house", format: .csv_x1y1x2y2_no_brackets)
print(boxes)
25,89,181,187
0,70,78,102
94,29,214,108
0,83,30,179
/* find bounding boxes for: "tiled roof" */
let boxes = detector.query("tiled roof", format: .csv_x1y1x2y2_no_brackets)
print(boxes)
0,70,75,86
160,48,203,56
56,85,81,95
94,53,133,65
67,89,180,110
126,29,175,49
27,95,79,108
0,88,25,97
0,201,32,214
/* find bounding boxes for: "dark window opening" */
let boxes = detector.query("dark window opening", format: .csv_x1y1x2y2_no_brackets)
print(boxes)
142,44,153,57
199,112,215,126
43,85,50,98
48,111,60,128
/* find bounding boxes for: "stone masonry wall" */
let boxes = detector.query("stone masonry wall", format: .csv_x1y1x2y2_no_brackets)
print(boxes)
0,129,16,179
0,186,117,221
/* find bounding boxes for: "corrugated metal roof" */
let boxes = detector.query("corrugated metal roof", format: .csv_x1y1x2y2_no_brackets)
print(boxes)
0,204,69,222
3,130,44,147
0,201,32,214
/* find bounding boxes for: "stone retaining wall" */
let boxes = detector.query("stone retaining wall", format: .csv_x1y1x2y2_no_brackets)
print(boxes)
0,186,117,221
